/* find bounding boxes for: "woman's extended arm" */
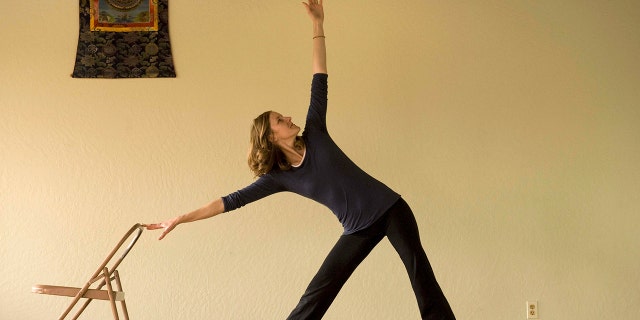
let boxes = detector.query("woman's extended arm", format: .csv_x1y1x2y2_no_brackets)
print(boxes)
303,0,327,74
145,197,225,240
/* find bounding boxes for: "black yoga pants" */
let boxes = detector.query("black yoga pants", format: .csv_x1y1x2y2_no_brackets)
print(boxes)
286,198,456,320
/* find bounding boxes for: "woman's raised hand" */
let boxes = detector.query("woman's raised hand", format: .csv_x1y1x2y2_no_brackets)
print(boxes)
303,0,324,23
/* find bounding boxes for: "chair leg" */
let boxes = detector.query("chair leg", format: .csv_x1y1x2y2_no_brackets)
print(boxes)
73,279,107,320
64,282,93,320
114,270,130,320
53,274,102,319
103,267,120,320
72,297,93,320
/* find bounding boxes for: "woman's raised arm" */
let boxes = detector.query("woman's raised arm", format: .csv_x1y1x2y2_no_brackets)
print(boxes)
303,0,327,74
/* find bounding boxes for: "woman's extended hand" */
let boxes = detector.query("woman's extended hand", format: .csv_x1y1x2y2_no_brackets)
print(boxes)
303,0,324,23
144,216,182,240
144,198,225,240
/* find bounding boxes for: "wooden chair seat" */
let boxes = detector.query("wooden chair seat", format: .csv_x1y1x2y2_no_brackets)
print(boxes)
32,284,125,301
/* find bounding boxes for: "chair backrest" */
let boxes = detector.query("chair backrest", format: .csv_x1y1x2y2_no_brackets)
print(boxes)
88,224,144,284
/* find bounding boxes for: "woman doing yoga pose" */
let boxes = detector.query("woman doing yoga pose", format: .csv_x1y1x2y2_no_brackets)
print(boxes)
146,1,455,319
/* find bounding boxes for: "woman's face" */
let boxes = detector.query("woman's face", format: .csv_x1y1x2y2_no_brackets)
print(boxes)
269,111,300,143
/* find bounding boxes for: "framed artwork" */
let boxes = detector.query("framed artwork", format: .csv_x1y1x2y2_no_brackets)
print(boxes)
90,0,159,32
72,0,176,78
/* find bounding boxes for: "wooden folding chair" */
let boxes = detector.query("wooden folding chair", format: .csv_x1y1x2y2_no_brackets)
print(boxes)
32,223,144,320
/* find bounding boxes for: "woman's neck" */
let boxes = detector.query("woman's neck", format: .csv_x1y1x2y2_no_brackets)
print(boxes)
278,137,306,166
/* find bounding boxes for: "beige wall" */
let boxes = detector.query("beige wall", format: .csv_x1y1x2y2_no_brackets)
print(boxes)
2,1,639,319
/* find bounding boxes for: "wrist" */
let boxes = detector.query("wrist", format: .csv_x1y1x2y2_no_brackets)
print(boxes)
313,21,324,37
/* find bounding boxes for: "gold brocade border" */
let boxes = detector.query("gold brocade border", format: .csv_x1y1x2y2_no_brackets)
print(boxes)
90,0,158,32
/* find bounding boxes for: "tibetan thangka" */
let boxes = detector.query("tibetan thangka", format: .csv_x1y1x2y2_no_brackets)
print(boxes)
72,0,176,78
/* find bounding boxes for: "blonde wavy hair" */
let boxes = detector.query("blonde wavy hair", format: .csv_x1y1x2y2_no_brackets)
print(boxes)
248,111,305,177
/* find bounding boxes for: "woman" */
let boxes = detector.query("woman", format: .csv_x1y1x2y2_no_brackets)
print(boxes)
146,1,456,319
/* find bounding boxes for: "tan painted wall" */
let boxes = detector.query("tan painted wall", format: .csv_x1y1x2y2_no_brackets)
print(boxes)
2,1,639,319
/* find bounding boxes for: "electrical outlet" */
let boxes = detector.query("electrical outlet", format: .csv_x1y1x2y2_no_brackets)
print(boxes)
526,301,538,319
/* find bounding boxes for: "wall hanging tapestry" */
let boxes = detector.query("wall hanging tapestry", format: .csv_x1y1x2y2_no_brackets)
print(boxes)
72,0,176,78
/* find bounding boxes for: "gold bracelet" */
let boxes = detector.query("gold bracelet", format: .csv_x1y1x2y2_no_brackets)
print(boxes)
313,35,325,39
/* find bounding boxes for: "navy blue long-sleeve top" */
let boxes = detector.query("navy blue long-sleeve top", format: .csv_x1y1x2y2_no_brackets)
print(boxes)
222,73,400,234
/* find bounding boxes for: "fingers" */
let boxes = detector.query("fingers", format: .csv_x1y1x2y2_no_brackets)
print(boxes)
144,222,175,240
158,224,176,240
302,0,322,8
158,230,169,240
144,223,162,230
